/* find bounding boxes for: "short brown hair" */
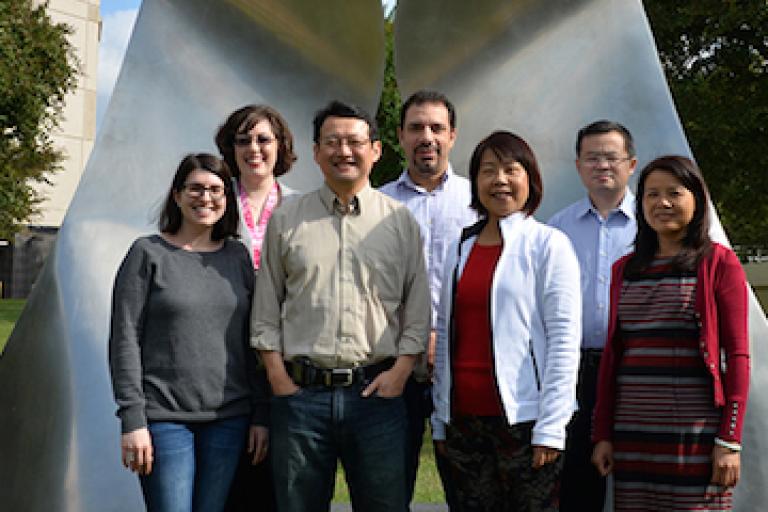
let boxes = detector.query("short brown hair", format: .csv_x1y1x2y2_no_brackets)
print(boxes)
215,104,296,178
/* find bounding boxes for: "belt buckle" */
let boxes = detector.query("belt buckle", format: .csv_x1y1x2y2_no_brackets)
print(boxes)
326,368,354,387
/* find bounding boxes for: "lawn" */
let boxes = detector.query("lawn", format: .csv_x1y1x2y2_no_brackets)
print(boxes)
0,299,25,354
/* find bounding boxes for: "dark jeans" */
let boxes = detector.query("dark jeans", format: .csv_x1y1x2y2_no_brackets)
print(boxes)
560,349,606,512
404,377,458,510
223,445,275,511
270,384,408,512
140,416,249,512
445,417,562,512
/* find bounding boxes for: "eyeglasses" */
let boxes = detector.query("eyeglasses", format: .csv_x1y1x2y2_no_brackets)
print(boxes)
581,154,632,167
233,134,275,146
320,136,370,150
182,183,226,200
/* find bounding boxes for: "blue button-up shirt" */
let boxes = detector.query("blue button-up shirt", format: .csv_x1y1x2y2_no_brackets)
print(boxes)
548,191,636,349
380,166,477,326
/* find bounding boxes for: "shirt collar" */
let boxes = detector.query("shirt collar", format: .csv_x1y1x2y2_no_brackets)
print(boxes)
578,189,636,221
319,181,371,216
396,164,453,193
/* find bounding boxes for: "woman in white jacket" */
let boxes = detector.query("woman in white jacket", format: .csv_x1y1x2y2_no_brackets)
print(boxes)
432,131,581,511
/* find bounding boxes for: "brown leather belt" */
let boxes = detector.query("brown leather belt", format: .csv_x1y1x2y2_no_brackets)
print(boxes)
284,357,395,388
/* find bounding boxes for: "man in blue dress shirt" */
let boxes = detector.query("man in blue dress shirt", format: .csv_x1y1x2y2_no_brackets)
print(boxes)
548,120,638,512
380,90,476,509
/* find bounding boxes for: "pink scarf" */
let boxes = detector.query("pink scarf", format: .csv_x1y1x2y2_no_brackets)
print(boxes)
239,181,279,270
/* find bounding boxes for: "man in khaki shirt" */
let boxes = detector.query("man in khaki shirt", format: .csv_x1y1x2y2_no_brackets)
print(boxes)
251,100,430,512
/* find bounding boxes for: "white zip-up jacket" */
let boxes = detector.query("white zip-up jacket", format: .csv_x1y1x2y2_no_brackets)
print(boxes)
431,213,582,450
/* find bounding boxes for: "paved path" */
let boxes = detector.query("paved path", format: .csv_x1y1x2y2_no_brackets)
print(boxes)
331,505,448,511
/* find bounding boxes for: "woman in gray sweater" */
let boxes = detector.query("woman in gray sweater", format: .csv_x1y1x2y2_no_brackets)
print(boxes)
109,154,267,511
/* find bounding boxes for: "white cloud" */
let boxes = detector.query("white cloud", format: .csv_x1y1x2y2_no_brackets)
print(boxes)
96,9,138,131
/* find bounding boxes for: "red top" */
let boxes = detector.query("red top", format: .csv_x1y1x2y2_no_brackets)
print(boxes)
453,243,504,416
593,243,750,443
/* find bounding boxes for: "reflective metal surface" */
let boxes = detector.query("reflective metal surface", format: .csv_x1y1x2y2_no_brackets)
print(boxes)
0,1,384,510
395,1,768,510
1,1,766,510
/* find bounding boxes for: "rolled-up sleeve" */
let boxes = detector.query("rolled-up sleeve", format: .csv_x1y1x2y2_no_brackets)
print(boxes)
397,211,431,356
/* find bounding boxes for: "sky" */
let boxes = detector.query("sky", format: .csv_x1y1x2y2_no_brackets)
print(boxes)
97,1,140,128
96,0,397,131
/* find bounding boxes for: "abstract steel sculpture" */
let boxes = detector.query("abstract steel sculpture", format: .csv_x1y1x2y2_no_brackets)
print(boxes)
0,1,765,510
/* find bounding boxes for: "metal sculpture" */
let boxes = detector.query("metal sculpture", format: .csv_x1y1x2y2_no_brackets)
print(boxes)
395,1,768,509
0,1,384,509
0,0,765,510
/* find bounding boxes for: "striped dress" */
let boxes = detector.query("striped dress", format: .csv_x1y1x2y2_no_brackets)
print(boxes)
613,259,732,511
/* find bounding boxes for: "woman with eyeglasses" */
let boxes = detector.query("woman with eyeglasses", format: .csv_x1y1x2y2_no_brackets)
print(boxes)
592,156,750,511
109,154,265,511
214,105,297,510
431,131,581,511
215,105,297,271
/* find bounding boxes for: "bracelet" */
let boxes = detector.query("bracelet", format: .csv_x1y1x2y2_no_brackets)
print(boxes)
714,437,742,452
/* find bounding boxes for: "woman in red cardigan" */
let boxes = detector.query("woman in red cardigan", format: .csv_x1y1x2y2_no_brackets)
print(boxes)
591,155,749,511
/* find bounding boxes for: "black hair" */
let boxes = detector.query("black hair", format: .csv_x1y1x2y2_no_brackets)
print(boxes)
576,120,635,158
312,100,379,142
468,131,543,217
400,90,456,129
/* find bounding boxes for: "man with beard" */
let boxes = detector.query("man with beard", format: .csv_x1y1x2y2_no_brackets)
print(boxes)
548,120,638,512
380,90,476,509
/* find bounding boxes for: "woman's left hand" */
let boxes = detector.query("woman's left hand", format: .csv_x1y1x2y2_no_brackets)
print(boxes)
532,445,560,469
711,445,741,488
248,425,269,465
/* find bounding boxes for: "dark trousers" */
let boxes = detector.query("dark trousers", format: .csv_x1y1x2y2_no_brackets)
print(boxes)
270,384,408,512
404,377,459,510
559,349,606,512
445,417,562,512
224,449,275,511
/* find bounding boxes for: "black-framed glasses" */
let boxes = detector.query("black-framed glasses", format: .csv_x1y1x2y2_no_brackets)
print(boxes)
233,134,276,146
182,183,226,200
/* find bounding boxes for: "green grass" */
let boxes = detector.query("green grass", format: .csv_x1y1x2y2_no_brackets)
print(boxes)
333,430,444,503
0,299,25,354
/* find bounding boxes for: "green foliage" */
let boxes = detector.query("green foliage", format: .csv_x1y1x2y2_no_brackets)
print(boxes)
0,0,78,240
371,13,405,187
644,1,768,252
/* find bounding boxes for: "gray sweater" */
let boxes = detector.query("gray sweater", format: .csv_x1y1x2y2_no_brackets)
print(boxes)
109,235,267,433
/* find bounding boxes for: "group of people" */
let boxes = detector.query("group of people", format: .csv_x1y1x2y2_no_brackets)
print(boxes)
108,90,750,512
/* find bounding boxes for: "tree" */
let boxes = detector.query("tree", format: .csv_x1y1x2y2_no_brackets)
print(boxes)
0,0,78,240
371,12,405,187
644,1,768,255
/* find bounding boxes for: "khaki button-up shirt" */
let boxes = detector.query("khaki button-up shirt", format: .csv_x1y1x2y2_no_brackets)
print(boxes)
251,183,430,368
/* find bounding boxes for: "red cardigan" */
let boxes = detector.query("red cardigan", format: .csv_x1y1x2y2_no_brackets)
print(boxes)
593,243,750,443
